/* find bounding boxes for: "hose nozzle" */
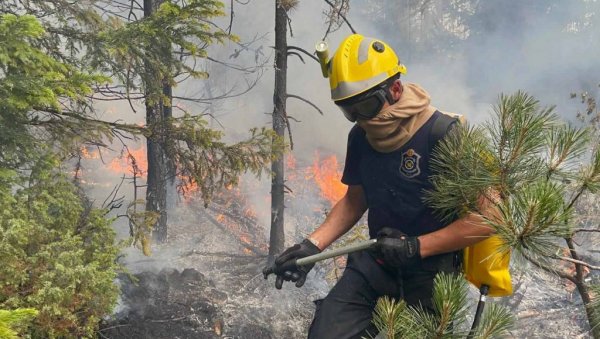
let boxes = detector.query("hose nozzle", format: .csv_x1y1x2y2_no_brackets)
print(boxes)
315,41,329,78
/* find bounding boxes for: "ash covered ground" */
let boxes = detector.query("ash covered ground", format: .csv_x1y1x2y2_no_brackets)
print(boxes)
99,196,598,339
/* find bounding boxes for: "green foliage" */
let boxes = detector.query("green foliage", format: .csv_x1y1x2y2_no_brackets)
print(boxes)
372,273,514,339
472,303,514,339
425,124,498,222
167,114,286,205
426,91,596,258
1,12,120,337
426,91,600,335
577,145,600,194
0,13,111,167
485,91,556,192
489,180,572,259
90,0,233,103
372,296,413,339
1,3,279,207
0,164,120,338
0,308,38,339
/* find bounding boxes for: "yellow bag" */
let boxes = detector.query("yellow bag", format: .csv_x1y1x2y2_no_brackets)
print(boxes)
463,235,512,297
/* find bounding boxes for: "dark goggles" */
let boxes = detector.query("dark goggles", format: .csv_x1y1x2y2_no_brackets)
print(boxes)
335,81,395,122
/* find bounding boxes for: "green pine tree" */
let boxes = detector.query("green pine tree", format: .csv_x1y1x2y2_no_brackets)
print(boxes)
424,91,600,338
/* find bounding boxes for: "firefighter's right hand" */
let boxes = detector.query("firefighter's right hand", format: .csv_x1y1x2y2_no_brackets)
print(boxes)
266,239,321,289
372,227,421,268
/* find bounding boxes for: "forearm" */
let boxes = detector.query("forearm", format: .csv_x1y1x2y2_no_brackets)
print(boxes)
418,212,494,258
308,185,367,250
419,192,500,258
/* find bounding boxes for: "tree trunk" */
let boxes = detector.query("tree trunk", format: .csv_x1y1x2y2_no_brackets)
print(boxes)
567,238,600,338
144,0,173,243
268,2,288,262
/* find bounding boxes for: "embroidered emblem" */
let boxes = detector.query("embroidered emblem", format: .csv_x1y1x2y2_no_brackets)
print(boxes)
400,148,421,178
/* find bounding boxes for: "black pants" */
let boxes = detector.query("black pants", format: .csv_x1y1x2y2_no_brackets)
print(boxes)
307,250,459,339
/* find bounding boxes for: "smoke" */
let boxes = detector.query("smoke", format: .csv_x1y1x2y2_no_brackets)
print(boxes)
207,0,599,155
78,0,600,261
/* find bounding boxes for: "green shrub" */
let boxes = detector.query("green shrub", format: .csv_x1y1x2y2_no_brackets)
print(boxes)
0,167,120,338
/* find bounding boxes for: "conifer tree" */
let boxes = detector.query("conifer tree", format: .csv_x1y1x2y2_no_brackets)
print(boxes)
1,1,284,246
424,91,600,338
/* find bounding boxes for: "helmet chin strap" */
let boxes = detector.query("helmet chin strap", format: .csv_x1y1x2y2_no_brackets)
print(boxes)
385,90,397,105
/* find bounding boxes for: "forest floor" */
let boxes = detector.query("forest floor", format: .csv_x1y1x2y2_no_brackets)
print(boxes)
99,203,598,339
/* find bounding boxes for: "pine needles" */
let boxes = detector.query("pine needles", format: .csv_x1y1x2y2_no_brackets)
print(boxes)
427,91,596,260
371,273,514,339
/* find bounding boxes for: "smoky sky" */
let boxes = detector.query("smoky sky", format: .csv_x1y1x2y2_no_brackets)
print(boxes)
80,1,599,234
195,0,599,161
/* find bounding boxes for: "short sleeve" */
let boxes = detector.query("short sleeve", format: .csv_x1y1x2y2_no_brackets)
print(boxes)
341,125,364,185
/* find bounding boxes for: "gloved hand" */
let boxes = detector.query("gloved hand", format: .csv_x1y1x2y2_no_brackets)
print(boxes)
264,239,321,289
372,227,421,268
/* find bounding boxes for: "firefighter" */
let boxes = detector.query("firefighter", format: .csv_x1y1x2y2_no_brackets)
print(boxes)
267,34,496,339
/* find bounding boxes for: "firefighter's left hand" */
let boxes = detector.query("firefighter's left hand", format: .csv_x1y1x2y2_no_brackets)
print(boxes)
263,239,321,289
372,227,421,268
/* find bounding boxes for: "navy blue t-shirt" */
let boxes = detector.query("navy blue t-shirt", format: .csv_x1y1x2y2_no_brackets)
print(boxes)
341,111,454,238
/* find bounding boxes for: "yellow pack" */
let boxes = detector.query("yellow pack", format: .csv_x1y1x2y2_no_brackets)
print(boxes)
462,235,512,297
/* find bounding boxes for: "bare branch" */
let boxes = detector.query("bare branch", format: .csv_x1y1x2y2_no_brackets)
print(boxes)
287,46,319,63
554,255,600,271
323,0,356,35
226,0,234,34
573,228,600,233
287,94,324,115
286,115,301,123
287,51,305,64
32,107,147,134
522,252,577,284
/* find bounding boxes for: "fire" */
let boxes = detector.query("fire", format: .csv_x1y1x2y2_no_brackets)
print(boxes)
286,153,298,182
107,146,147,176
80,147,100,159
310,152,347,206
286,153,297,169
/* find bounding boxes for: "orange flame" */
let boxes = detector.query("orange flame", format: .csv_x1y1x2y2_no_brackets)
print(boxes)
80,147,100,159
310,152,347,206
107,147,147,176
286,153,298,181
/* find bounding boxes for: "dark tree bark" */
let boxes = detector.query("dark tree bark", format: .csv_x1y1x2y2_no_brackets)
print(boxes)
268,2,288,262
144,0,174,243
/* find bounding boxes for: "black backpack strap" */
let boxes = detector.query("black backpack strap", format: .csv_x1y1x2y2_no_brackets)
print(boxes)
429,111,460,153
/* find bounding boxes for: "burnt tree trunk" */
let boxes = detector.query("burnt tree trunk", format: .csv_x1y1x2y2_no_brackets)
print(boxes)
566,238,600,339
144,0,174,243
268,2,288,262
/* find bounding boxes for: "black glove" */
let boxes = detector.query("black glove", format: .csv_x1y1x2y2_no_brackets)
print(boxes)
265,239,321,289
372,227,421,268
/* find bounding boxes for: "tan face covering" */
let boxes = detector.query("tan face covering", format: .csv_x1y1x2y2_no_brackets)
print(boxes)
356,83,436,153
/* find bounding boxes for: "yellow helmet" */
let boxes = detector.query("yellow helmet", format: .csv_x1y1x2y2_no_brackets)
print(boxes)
328,34,407,102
